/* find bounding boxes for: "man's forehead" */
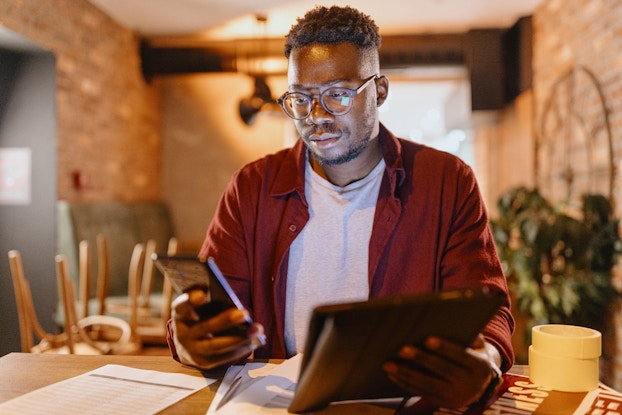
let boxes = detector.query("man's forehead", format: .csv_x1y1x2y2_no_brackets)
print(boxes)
287,43,362,83
289,43,359,61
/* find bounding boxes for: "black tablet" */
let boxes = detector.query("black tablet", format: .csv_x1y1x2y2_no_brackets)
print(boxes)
288,286,505,413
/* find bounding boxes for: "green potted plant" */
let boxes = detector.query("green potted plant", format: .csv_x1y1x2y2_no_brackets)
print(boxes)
490,187,621,333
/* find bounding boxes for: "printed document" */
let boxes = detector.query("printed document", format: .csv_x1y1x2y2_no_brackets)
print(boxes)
0,364,213,415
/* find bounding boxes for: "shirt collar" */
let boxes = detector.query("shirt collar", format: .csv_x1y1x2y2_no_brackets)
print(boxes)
269,122,405,198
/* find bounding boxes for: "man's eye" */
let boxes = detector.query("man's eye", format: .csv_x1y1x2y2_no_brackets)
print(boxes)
291,95,309,105
325,89,349,99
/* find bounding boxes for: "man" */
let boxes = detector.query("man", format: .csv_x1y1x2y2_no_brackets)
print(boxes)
169,5,514,409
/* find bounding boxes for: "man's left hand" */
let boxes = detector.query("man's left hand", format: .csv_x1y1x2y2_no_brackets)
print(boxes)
383,334,500,409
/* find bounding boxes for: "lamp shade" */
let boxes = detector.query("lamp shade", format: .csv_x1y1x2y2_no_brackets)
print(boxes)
238,76,273,126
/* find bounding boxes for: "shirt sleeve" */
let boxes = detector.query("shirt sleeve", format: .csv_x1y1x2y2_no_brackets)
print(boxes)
439,162,515,371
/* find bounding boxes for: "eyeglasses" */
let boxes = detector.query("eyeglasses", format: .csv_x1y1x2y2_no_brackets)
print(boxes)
277,75,378,120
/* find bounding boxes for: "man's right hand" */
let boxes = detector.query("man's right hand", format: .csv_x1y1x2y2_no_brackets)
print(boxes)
171,288,265,370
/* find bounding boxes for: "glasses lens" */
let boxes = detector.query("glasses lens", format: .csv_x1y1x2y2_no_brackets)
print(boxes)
282,93,311,119
279,83,363,119
321,88,353,115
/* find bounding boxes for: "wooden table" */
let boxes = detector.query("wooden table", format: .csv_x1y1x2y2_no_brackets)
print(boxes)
0,352,228,414
0,352,533,414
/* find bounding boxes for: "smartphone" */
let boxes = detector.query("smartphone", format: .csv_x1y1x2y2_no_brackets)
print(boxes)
152,254,252,334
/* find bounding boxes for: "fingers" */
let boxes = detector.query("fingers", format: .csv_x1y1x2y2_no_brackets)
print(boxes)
173,306,249,348
384,360,449,404
173,317,264,369
173,287,248,332
178,324,263,369
391,338,471,378
383,336,494,409
171,290,264,370
188,289,208,306
172,291,203,322
191,308,250,335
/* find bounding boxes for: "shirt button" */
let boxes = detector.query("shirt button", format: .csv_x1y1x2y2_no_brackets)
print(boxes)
289,224,297,232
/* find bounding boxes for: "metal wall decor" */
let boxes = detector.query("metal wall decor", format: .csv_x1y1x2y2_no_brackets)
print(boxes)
536,66,615,213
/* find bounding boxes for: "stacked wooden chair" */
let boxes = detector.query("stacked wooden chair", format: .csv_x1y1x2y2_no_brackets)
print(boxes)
93,235,178,345
55,253,138,354
8,250,133,354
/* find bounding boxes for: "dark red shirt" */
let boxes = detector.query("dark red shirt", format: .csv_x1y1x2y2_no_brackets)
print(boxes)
171,123,515,371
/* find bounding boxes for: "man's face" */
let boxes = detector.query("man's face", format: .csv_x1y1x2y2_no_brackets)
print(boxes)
287,43,381,167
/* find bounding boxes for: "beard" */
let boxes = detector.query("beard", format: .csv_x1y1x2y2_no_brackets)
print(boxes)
302,118,375,167
312,134,370,166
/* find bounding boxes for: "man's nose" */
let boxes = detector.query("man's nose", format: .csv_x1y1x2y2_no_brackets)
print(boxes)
306,98,333,124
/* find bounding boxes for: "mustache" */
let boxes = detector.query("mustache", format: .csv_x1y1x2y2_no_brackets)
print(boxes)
303,124,340,137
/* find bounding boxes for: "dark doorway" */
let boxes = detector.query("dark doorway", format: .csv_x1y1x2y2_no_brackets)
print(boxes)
0,29,57,356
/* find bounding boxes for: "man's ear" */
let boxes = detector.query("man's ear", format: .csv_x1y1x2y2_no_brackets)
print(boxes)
375,75,389,107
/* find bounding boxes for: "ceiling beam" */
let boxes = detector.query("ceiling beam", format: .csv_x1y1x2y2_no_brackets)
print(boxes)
140,33,467,79
141,16,532,110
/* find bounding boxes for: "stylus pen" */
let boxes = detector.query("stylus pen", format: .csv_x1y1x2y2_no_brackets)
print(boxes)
216,376,243,410
394,396,411,414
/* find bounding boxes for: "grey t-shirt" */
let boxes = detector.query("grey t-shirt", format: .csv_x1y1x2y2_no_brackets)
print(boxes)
284,157,385,355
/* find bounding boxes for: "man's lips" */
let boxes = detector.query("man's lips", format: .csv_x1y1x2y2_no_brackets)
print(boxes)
308,133,341,148
308,132,341,142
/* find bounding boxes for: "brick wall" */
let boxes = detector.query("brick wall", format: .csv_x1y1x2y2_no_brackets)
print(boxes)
533,0,622,218
532,0,622,389
0,0,161,202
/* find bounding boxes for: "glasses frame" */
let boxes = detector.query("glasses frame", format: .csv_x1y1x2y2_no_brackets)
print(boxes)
277,74,378,120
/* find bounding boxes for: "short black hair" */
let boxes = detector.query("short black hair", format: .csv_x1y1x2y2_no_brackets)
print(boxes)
284,5,381,58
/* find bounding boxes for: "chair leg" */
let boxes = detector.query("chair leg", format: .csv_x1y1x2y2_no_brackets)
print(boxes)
95,233,109,316
78,240,90,319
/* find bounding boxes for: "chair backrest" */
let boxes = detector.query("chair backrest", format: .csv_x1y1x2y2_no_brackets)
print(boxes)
55,254,80,354
93,234,175,318
95,234,157,313
139,239,157,309
87,235,176,344
8,250,36,352
78,240,91,319
8,250,67,353
127,243,146,336
55,254,134,355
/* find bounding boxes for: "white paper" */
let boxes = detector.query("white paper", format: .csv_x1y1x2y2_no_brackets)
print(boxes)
211,355,406,415
213,354,303,414
0,364,214,415
206,362,278,414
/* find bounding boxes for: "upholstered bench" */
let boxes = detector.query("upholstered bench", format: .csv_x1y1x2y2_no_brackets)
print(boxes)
56,200,174,301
